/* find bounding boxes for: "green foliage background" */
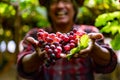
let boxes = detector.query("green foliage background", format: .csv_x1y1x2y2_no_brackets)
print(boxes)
0,0,120,80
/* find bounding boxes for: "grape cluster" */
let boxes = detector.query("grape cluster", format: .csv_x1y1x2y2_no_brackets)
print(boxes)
37,28,86,67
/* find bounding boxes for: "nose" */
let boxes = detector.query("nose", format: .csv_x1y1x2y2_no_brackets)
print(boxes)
57,1,65,8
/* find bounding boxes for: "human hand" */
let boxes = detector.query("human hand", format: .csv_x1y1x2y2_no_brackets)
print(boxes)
76,33,103,58
26,37,47,59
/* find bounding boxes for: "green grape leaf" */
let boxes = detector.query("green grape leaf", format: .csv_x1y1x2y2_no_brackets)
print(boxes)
67,47,80,60
111,34,120,50
79,34,90,49
67,34,90,60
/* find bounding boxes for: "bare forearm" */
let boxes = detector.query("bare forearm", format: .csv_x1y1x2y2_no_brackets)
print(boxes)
90,43,111,66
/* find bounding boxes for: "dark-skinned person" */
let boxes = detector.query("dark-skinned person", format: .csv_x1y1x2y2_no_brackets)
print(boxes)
17,0,117,80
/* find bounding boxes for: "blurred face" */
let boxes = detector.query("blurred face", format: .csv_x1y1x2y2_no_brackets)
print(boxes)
49,0,75,25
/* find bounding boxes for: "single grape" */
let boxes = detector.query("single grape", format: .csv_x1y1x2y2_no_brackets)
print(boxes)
44,32,49,38
50,44,56,50
45,37,53,43
45,45,50,51
70,43,75,49
70,40,75,43
56,32,62,38
54,37,61,42
49,33,56,39
69,31,74,35
37,32,44,40
53,42,60,46
63,36,69,42
47,49,53,54
64,44,70,51
54,48,59,54
69,35,74,40
38,29,44,32
56,46,62,52
73,28,77,33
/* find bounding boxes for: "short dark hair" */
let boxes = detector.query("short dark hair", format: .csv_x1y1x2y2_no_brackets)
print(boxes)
45,0,79,24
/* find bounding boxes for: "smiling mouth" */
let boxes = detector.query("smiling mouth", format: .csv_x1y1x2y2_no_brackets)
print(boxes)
55,11,68,17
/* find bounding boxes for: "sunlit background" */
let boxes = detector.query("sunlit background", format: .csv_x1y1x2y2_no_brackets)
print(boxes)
0,0,120,80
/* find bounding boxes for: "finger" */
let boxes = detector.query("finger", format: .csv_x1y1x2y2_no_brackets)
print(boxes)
36,47,47,58
26,37,39,46
73,52,88,58
88,33,103,40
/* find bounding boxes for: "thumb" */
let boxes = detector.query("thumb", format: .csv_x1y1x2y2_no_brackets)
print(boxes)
88,33,103,47
88,33,103,41
26,37,39,47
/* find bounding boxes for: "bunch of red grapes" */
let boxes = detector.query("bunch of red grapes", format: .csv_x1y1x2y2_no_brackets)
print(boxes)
37,27,86,67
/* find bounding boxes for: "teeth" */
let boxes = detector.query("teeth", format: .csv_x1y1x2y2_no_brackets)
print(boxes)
56,11,66,16
57,11,65,15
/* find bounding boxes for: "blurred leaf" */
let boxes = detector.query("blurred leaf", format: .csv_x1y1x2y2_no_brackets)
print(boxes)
100,20,120,35
79,34,90,49
111,34,120,50
0,3,8,14
36,7,47,18
0,3,15,16
95,11,120,27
